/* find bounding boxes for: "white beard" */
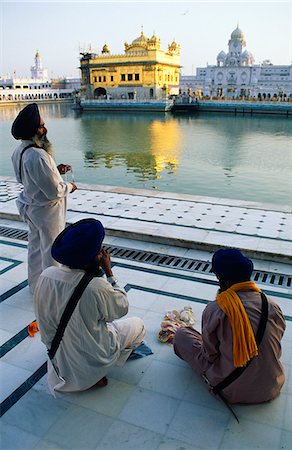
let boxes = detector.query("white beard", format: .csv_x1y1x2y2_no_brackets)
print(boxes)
32,134,54,158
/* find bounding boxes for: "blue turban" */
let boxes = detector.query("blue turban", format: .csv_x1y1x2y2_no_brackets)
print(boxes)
51,219,105,269
11,103,41,140
211,248,253,283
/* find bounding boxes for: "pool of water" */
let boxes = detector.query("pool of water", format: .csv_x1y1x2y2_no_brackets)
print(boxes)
1,103,292,205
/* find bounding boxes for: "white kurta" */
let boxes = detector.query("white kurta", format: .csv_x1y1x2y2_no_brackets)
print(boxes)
11,140,72,292
34,266,145,395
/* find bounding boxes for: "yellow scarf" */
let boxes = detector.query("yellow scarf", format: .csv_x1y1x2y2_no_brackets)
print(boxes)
216,281,261,368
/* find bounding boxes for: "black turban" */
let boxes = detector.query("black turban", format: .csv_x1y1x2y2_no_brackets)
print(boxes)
51,219,105,269
11,103,40,140
211,248,253,283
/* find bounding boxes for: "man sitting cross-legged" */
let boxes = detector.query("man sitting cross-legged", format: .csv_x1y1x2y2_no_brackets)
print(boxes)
174,248,286,405
34,218,145,396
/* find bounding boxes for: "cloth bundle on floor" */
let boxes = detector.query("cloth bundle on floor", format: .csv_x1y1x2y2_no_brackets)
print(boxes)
129,342,153,359
158,307,195,344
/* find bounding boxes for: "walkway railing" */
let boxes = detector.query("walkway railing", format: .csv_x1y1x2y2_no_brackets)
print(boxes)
82,98,172,105
175,98,292,106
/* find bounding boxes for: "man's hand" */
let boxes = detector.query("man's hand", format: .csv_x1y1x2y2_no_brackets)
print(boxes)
99,249,113,277
70,183,77,193
57,164,71,175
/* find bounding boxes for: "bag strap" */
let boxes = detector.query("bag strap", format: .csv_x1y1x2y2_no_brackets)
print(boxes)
47,274,93,360
212,291,268,395
255,291,269,345
19,144,35,183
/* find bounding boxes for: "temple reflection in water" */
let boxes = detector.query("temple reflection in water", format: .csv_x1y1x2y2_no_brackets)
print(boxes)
2,104,291,205
83,116,182,183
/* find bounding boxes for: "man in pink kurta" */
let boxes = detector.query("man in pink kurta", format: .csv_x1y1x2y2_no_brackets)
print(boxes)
174,248,286,404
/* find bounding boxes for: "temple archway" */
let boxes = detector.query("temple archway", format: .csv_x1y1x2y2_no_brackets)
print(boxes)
94,87,106,98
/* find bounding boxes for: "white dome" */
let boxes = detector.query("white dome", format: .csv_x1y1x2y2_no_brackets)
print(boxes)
242,50,250,59
231,26,244,40
242,50,254,64
217,50,226,60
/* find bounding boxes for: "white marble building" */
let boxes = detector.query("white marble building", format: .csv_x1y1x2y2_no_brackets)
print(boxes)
0,50,52,100
0,52,80,102
181,27,292,100
30,50,49,79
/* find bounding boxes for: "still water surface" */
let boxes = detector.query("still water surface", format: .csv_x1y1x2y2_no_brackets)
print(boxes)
1,103,291,205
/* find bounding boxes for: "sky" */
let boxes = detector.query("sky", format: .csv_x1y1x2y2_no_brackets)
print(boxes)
0,1,291,79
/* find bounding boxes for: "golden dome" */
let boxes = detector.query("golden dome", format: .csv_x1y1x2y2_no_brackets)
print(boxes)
148,33,161,49
168,39,180,54
102,43,110,54
131,30,148,48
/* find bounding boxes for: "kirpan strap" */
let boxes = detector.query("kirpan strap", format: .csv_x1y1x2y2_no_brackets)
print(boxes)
19,143,35,183
47,274,93,360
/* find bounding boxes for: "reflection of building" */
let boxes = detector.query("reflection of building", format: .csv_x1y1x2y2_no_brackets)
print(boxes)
0,51,81,103
180,26,292,100
80,29,181,100
81,115,182,181
149,120,182,174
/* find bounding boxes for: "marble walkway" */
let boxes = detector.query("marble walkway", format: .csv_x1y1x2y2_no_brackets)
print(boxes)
0,177,291,449
1,177,292,263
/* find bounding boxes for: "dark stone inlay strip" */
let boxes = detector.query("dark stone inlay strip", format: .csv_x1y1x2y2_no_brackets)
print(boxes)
125,283,292,322
0,362,47,417
0,257,22,275
0,239,27,249
0,280,28,303
125,283,209,305
0,326,30,358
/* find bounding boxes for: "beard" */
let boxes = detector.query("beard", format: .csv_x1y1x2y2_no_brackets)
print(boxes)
32,133,54,158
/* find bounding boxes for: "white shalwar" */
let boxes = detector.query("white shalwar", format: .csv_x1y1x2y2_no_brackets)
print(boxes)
11,140,72,293
34,266,145,395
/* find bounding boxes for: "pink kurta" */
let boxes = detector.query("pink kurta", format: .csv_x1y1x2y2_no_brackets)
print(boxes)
174,290,286,404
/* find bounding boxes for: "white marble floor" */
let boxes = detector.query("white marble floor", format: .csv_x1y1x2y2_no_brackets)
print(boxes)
1,177,292,263
0,223,292,450
1,179,292,449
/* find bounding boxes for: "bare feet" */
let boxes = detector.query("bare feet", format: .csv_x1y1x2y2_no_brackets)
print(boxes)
93,376,108,388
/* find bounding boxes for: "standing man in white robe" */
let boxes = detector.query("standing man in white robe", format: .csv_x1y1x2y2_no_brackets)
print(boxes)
11,103,77,293
34,218,146,395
